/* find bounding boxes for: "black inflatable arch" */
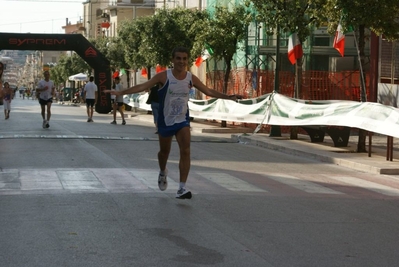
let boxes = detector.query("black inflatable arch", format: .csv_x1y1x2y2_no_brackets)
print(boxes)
0,33,111,113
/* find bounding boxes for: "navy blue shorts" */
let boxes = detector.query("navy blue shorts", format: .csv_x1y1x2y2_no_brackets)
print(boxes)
158,121,190,137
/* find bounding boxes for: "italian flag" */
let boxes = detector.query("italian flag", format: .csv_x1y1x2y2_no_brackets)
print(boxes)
141,67,147,78
195,44,214,67
333,23,345,57
288,33,303,65
155,64,167,73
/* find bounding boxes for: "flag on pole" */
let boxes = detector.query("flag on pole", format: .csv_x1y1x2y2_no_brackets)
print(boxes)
156,65,167,73
333,23,345,57
141,67,147,78
119,68,126,76
288,33,303,65
195,44,214,67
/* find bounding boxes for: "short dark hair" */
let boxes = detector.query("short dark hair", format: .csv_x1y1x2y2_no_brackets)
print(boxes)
114,76,120,80
89,76,94,82
172,47,190,58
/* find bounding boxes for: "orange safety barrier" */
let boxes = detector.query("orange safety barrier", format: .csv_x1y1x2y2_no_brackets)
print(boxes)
204,69,370,133
206,69,369,101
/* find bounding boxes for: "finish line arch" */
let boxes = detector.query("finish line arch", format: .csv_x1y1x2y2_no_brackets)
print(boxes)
0,33,112,114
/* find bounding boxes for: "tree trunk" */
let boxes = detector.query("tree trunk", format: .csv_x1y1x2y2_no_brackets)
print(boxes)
290,57,303,140
357,25,367,152
223,61,231,95
221,59,232,128
126,69,130,87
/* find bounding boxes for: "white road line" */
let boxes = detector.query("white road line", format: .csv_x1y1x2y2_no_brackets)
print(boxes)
57,170,105,190
129,169,179,191
11,169,395,197
265,174,344,194
327,176,399,196
198,172,267,192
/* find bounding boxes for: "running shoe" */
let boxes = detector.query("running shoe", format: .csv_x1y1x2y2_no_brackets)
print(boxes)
122,120,126,125
110,121,117,125
45,121,50,128
42,120,46,129
158,170,168,191
87,118,91,122
176,188,192,199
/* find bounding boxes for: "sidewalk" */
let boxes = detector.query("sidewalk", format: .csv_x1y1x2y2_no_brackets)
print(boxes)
231,133,399,175
199,120,399,175
129,109,399,175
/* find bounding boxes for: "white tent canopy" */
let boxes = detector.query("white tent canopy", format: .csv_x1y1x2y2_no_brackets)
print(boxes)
68,73,88,81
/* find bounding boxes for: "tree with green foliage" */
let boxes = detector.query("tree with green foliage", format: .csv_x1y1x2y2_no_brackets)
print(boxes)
50,53,90,89
118,7,208,79
90,36,128,70
49,64,63,88
152,7,209,67
201,5,252,94
247,0,326,137
91,36,131,85
247,0,326,97
118,15,153,78
322,0,399,152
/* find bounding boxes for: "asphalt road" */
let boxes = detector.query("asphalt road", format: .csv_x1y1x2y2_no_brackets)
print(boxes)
1,95,399,267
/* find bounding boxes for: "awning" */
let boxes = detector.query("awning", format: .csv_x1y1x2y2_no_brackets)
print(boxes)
68,73,88,81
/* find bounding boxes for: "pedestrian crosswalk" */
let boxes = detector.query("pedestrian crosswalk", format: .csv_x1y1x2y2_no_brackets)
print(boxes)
1,168,399,198
266,173,344,195
322,175,399,197
198,172,267,192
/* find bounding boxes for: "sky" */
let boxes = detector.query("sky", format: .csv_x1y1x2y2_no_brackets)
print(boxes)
0,0,84,34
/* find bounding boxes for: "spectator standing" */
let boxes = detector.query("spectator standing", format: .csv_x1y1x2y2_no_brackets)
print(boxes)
146,83,160,133
0,62,3,98
83,76,98,122
110,76,126,125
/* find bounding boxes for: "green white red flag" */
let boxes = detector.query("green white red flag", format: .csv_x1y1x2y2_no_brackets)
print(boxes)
287,33,303,65
333,23,345,57
195,44,214,67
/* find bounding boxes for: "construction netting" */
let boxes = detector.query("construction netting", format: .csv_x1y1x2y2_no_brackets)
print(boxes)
205,69,370,132
206,69,369,101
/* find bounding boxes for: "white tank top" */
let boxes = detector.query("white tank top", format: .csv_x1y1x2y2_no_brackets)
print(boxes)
162,70,192,126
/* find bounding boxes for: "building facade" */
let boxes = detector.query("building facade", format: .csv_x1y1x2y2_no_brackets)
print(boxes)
57,0,397,104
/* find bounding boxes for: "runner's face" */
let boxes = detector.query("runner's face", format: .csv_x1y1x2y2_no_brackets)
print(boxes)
172,52,188,70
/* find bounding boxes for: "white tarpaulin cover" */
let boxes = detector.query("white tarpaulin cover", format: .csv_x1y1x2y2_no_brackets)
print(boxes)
125,92,399,138
68,73,88,81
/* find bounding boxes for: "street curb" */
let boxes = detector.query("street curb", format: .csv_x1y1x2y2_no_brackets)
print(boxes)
232,134,399,175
